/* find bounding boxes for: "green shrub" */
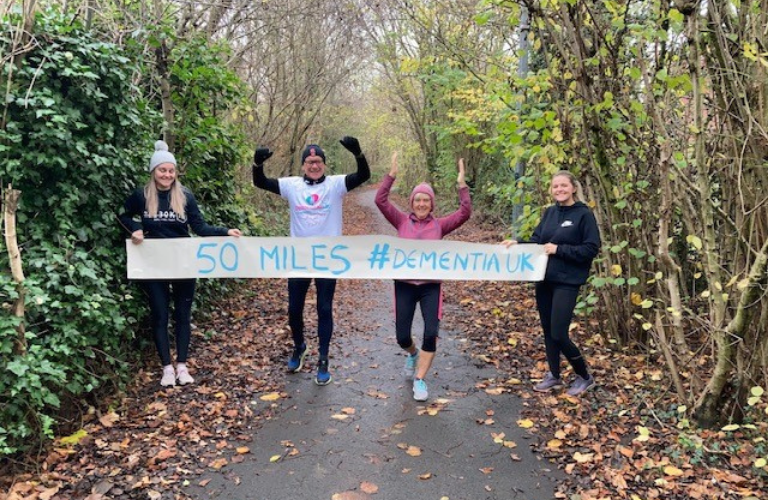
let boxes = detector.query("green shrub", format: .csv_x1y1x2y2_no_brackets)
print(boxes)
0,9,157,454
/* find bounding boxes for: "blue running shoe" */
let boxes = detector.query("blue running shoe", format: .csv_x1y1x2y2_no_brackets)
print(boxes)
287,343,307,373
315,357,332,386
413,378,428,401
403,352,419,380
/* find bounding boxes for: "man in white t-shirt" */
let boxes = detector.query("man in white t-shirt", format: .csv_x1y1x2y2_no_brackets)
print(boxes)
252,137,370,385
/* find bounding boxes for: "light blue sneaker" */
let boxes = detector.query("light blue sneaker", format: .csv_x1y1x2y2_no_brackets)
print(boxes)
413,378,428,401
287,343,307,373
403,352,419,379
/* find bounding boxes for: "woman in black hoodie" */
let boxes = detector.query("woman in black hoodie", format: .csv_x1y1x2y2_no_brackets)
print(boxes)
504,170,600,396
120,141,242,387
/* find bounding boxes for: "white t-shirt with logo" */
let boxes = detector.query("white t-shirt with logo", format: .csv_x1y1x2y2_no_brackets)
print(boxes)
279,175,348,237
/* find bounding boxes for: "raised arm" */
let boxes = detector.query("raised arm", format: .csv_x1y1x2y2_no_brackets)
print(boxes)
339,136,371,191
457,157,467,189
389,151,399,178
375,151,407,228
438,158,472,235
252,147,280,195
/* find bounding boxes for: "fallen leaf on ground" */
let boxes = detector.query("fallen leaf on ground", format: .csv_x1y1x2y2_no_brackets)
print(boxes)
98,412,119,428
360,481,379,494
210,458,228,469
406,446,422,457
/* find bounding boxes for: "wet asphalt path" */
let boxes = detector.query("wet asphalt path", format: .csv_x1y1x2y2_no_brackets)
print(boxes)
187,189,563,500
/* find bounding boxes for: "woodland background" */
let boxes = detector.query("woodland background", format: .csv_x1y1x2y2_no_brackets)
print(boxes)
1,0,768,496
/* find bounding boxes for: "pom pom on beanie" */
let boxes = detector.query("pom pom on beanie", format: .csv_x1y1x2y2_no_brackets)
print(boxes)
149,140,177,172
409,182,435,210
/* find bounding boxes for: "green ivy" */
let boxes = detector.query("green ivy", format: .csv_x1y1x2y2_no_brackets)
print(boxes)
0,9,158,455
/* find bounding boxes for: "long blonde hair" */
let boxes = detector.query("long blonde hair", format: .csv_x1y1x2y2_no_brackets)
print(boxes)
144,179,187,218
552,170,585,203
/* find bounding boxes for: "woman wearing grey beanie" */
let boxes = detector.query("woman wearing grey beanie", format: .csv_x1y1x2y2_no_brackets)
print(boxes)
119,140,242,387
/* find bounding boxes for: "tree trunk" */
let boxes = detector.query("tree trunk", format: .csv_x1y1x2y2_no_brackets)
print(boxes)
694,233,768,425
155,40,175,150
154,2,175,149
3,185,26,355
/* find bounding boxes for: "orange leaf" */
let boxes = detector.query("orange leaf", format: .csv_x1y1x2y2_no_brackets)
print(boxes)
260,392,281,401
39,486,60,500
155,449,176,461
98,412,120,428
406,446,422,457
210,458,228,469
360,481,379,494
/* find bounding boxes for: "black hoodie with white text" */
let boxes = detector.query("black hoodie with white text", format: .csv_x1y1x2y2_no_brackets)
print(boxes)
525,201,601,286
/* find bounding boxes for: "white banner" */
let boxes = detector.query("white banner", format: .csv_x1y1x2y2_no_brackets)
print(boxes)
126,235,547,281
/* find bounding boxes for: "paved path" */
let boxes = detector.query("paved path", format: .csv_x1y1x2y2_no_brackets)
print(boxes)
188,188,563,500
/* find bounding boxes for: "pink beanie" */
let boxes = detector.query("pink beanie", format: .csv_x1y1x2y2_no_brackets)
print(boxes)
409,182,435,211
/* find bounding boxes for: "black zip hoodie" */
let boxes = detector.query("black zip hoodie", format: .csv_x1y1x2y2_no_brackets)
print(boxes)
526,201,601,286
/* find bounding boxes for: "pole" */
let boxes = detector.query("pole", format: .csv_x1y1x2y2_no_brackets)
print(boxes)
511,6,530,236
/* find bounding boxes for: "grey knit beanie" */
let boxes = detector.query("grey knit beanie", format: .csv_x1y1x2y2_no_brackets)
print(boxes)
149,140,176,172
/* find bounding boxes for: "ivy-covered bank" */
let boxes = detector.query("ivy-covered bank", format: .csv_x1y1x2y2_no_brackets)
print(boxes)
0,10,256,456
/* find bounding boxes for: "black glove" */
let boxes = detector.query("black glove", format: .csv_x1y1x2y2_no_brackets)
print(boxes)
253,147,273,166
339,136,362,156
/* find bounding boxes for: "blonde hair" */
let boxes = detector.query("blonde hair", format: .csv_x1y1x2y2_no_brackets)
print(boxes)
552,170,585,203
144,179,187,218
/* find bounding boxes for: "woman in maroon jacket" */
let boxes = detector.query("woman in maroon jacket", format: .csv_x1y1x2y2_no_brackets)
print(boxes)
375,152,472,401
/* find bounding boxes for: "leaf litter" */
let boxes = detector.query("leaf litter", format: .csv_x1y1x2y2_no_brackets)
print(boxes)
2,185,767,499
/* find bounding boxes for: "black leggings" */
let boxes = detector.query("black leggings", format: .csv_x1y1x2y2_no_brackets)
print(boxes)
394,281,441,353
535,281,589,379
142,279,196,366
288,278,337,357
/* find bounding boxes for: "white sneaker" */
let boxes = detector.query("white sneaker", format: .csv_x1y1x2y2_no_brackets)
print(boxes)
160,365,176,387
176,364,195,385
